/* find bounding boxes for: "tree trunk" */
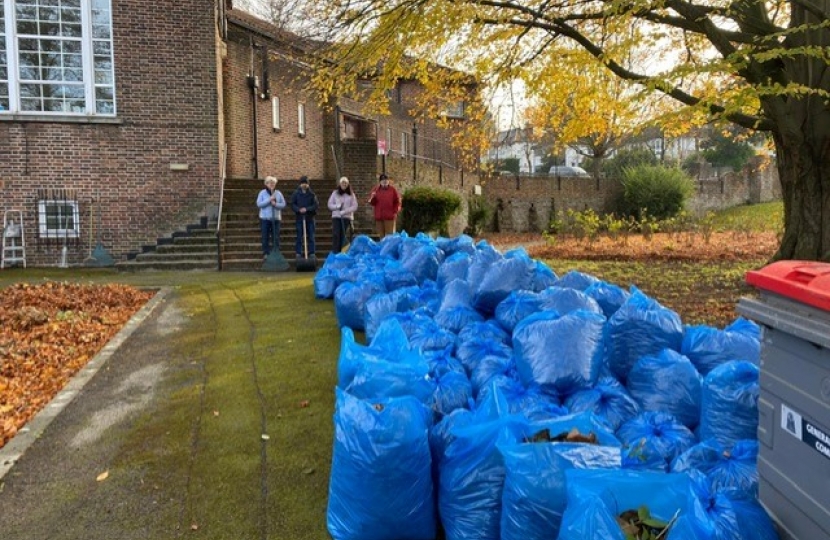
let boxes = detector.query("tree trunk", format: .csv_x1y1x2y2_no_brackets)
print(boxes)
769,2,830,262
771,124,830,262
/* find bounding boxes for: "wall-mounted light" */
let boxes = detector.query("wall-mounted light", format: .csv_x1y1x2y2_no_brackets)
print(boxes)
170,163,190,171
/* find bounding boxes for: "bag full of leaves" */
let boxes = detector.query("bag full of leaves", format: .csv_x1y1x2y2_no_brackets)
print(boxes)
498,442,621,540
557,469,714,540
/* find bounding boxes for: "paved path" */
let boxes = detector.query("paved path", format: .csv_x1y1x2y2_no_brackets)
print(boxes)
0,273,336,540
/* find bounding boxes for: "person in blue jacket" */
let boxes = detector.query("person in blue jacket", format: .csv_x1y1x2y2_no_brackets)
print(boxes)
256,176,286,259
290,176,319,258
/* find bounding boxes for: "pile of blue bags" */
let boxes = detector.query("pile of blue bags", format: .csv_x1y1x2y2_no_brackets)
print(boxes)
318,232,776,540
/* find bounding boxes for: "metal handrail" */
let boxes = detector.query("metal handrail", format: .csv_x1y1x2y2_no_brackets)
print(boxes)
216,143,227,270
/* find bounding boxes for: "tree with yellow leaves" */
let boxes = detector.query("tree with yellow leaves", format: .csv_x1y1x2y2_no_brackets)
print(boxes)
308,0,830,261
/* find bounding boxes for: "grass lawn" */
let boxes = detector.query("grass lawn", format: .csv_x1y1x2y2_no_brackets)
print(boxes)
0,201,782,538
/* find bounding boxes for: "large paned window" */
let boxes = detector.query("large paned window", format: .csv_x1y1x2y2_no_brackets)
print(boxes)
0,0,115,115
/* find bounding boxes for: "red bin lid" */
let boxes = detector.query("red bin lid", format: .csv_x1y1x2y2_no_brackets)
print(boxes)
746,260,830,312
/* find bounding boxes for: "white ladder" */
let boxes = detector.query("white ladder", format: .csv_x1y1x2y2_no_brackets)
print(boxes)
2,210,27,269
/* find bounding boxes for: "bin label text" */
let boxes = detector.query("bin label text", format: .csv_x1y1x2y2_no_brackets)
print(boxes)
781,403,830,462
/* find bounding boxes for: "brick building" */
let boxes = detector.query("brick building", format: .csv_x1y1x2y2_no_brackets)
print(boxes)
1,0,479,267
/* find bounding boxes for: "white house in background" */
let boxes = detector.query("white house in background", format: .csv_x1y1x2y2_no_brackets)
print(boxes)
484,127,584,173
483,125,715,174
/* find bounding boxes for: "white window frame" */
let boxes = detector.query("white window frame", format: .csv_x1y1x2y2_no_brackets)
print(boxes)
297,102,305,136
38,199,80,238
271,96,280,130
401,132,408,156
0,0,116,116
441,100,465,119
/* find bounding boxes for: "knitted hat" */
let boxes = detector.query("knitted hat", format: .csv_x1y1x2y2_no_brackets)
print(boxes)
299,176,309,185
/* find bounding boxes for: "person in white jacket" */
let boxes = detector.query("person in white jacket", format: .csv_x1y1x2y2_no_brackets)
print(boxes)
327,176,359,253
256,176,286,259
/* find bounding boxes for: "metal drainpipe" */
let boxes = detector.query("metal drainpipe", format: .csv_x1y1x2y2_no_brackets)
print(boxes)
249,75,259,179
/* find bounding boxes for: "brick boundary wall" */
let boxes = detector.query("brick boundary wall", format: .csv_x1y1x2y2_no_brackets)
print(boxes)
481,158,781,233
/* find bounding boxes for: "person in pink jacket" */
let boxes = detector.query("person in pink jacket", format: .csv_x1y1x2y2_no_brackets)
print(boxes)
327,176,358,253
368,173,401,238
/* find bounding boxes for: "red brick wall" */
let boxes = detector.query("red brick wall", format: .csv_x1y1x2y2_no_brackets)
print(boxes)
223,29,326,183
0,0,221,266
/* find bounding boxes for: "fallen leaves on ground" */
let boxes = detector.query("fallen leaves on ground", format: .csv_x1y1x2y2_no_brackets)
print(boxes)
484,230,778,262
0,282,154,449
484,231,775,328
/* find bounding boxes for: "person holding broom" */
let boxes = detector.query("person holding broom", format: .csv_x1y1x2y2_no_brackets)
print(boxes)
327,176,358,254
256,176,286,259
290,176,319,259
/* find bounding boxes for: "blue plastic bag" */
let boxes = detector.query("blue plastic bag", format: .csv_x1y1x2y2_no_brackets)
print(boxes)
434,306,484,334
348,234,379,256
555,269,600,291
383,261,419,291
681,318,761,376
565,376,640,431
456,336,513,375
437,251,472,289
327,390,435,540
410,323,457,353
471,355,516,396
671,439,759,499
617,411,697,470
313,267,338,299
495,290,541,333
584,280,631,318
402,243,444,284
537,285,603,316
346,358,436,404
499,443,621,540
513,310,606,395
457,320,511,347
530,260,559,292
476,377,565,420
334,278,386,331
473,256,535,315
699,361,759,447
627,349,703,429
431,371,473,419
604,288,684,382
436,234,476,257
558,468,714,540
438,405,529,540
687,470,778,540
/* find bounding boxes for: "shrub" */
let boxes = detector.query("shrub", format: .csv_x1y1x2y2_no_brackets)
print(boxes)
701,133,756,170
466,196,492,235
401,186,462,236
619,165,695,221
499,157,520,174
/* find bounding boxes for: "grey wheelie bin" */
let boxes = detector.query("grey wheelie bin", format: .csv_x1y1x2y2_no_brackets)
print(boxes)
738,260,830,540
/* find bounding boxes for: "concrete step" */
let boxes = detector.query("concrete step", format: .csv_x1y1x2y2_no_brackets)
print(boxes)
154,244,216,255
135,251,217,262
115,260,219,272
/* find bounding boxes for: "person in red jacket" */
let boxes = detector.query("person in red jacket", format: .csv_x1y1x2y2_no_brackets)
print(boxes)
368,173,402,238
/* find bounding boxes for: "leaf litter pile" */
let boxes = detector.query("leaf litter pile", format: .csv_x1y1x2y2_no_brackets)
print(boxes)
0,282,154,449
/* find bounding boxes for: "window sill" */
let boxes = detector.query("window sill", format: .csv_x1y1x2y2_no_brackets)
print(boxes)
0,114,123,125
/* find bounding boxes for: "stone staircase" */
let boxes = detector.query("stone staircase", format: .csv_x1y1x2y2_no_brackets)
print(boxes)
219,177,335,271
116,218,219,272
116,177,371,272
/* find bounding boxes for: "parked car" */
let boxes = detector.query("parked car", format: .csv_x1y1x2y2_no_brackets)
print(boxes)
549,165,590,177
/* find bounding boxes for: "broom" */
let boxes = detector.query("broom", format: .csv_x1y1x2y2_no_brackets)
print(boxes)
262,201,288,272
